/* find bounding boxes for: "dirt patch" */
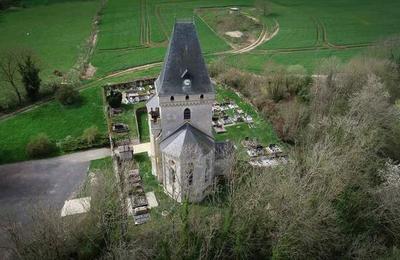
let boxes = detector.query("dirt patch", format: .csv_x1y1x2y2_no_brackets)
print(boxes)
225,31,243,38
197,7,263,49
82,63,96,79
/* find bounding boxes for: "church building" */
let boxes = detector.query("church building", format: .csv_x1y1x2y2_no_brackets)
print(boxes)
146,20,216,203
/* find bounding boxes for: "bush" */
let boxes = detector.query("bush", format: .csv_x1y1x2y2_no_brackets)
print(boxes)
82,126,100,145
59,134,109,152
55,84,80,105
208,58,227,78
26,134,57,158
107,90,122,108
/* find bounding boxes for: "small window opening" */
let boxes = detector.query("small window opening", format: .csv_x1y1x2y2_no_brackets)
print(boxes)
187,162,194,186
200,94,204,99
170,96,174,101
184,108,191,120
185,95,189,100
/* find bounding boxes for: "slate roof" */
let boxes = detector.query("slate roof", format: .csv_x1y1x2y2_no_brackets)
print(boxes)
156,21,214,96
160,122,214,158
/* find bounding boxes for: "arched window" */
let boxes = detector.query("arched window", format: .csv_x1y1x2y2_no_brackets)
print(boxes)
200,94,204,99
170,96,174,101
185,95,189,100
184,108,191,120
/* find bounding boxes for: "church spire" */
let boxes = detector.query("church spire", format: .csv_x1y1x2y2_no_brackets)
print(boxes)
156,20,214,96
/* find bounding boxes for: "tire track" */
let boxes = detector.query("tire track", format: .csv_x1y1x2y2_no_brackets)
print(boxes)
155,5,169,41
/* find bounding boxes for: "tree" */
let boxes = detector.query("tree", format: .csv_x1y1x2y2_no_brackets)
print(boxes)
0,50,23,105
0,0,21,10
18,55,41,101
107,90,122,108
55,84,80,106
82,126,100,145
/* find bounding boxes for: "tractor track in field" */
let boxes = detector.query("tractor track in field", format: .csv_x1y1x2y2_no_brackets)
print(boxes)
140,0,150,46
155,5,169,41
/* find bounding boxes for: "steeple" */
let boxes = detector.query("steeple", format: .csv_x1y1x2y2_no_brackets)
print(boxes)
156,20,214,96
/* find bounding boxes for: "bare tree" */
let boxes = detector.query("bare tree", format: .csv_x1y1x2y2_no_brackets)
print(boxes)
0,50,23,105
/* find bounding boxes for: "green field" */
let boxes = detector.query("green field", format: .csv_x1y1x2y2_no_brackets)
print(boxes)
223,47,364,73
0,86,107,164
1,0,399,164
0,0,100,105
89,0,400,77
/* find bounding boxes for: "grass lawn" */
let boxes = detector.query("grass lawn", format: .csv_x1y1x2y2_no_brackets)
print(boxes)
215,85,279,146
90,156,113,172
0,0,100,105
137,108,150,143
110,104,139,142
0,86,107,164
109,101,149,143
78,156,114,198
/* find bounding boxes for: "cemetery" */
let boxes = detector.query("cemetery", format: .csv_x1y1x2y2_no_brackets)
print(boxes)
212,100,254,134
242,138,287,168
104,78,160,225
125,169,151,225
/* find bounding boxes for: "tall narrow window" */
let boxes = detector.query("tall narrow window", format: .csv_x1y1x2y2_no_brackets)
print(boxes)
169,160,176,183
187,162,194,186
184,108,191,120
205,159,210,183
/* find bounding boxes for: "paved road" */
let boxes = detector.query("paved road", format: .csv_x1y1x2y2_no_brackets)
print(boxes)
0,148,110,258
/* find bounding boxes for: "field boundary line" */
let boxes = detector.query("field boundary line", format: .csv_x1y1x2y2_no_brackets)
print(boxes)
251,42,373,55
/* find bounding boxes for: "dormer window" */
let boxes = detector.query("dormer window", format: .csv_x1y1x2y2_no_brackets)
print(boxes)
185,95,189,100
170,96,174,101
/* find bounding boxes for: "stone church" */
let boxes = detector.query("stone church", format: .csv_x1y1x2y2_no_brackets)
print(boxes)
146,20,219,203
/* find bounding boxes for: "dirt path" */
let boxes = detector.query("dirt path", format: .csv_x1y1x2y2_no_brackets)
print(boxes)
212,18,280,55
232,19,279,54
